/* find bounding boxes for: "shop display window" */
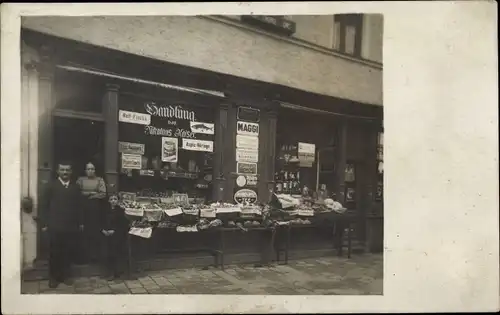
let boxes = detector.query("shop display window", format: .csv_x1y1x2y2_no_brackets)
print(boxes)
344,161,357,209
117,94,217,203
274,109,337,200
375,131,383,202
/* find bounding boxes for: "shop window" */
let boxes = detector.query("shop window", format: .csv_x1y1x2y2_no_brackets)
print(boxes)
344,161,357,209
274,109,337,200
333,14,364,57
240,15,296,36
117,94,216,204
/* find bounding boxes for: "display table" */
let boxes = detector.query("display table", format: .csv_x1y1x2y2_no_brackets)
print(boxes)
274,212,358,264
126,225,277,277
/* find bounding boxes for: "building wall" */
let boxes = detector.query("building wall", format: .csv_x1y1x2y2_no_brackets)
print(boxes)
20,41,40,269
361,14,383,64
22,15,382,106
221,14,383,64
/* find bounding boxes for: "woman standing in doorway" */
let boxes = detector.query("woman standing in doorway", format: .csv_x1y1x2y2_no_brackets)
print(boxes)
76,162,107,263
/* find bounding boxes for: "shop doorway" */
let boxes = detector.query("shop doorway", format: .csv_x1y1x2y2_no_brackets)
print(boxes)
53,116,105,180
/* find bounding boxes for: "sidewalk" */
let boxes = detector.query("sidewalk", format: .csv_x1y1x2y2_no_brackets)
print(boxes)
22,254,383,295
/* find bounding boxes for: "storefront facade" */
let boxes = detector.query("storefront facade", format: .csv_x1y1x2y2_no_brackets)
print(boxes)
20,15,383,269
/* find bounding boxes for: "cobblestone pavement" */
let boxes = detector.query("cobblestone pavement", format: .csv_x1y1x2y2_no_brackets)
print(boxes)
22,254,383,295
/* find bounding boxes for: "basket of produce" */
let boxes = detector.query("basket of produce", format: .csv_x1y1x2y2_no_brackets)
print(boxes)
143,203,164,222
159,202,184,224
197,218,223,231
241,219,263,229
289,218,312,226
239,205,263,221
121,200,146,221
213,202,241,222
181,205,200,224
199,205,217,220
157,221,178,229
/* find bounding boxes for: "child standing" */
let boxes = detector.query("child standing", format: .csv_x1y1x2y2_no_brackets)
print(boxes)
101,193,129,281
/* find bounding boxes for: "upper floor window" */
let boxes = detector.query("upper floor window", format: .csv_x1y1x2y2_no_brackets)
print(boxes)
333,14,364,57
240,15,296,36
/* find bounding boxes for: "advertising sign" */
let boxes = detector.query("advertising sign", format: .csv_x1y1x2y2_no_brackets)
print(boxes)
236,134,259,150
236,149,259,163
119,110,151,125
234,189,258,205
237,162,258,175
118,142,145,155
190,121,215,135
182,138,214,152
236,121,259,136
121,154,142,170
161,137,178,162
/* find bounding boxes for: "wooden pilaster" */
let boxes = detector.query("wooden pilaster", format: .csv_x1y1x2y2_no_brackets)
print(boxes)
264,106,278,203
224,104,237,202
213,103,229,202
103,83,120,193
36,45,55,259
335,120,348,204
257,110,269,203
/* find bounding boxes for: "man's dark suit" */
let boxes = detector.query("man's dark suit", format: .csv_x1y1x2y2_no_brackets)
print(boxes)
39,179,84,282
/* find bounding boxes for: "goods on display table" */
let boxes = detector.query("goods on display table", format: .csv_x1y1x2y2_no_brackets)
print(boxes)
120,191,349,239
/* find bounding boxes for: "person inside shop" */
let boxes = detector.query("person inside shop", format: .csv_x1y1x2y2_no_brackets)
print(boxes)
76,161,107,263
39,161,84,289
100,193,129,281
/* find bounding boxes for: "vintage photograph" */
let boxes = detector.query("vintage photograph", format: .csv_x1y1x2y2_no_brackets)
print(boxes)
19,13,383,296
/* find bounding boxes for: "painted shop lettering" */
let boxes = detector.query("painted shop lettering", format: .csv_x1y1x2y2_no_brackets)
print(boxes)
144,102,196,121
144,126,196,138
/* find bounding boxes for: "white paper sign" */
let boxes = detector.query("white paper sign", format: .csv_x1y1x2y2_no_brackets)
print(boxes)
129,227,153,239
176,226,199,233
119,110,151,125
236,134,259,150
183,208,200,216
163,207,183,217
122,154,142,170
297,209,315,217
277,221,290,226
236,121,259,136
190,121,215,135
182,139,214,152
216,206,242,214
162,137,178,162
236,149,259,163
298,142,316,154
241,207,262,215
125,208,144,217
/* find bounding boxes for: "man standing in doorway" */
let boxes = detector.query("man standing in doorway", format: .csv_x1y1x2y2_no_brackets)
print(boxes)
39,161,84,288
